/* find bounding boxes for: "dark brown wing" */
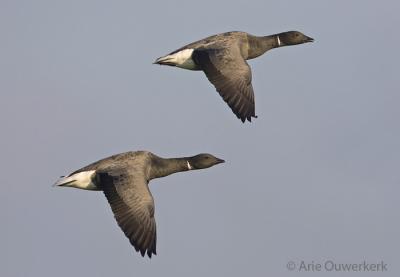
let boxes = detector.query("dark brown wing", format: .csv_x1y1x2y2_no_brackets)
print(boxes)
96,168,157,258
192,47,257,122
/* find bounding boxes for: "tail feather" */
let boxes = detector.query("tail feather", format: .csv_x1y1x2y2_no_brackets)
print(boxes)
53,170,98,190
53,175,76,187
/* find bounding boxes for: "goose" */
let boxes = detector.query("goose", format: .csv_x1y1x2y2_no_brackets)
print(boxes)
54,151,224,258
154,31,314,122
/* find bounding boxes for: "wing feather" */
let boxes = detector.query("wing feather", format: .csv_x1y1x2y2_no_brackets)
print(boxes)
192,47,257,122
97,169,157,258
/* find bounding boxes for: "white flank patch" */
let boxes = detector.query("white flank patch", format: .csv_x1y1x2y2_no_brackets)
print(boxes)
55,170,99,191
161,49,196,70
277,35,281,46
187,161,192,170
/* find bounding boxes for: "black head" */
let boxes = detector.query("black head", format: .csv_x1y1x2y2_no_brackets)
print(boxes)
188,153,225,169
279,31,314,45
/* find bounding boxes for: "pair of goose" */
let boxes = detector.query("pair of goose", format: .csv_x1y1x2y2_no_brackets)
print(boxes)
55,30,313,258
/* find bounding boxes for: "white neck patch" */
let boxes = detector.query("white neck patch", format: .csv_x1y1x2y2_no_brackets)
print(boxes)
277,35,281,46
187,161,192,170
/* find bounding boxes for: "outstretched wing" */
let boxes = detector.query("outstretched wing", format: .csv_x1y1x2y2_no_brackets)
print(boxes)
96,167,157,258
192,46,257,122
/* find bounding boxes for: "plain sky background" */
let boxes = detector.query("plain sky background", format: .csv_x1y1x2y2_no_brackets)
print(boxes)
1,0,399,276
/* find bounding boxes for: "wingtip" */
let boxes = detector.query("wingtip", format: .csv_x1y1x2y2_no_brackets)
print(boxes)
136,244,157,258
240,114,257,123
248,114,258,122
147,250,156,258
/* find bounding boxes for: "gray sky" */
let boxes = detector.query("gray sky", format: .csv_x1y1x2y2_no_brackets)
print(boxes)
1,0,399,276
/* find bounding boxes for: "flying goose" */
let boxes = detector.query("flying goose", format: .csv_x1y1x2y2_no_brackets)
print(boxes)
54,151,224,258
154,31,314,122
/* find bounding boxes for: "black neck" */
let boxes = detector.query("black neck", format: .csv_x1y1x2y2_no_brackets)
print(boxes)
247,33,283,60
149,157,189,179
